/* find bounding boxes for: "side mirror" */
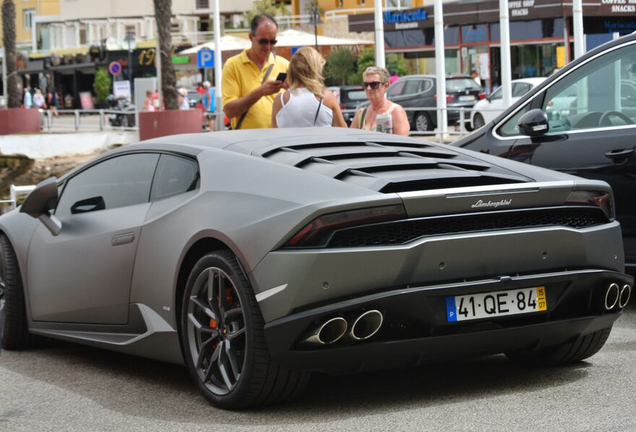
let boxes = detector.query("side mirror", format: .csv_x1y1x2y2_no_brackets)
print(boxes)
19,177,62,236
71,196,105,214
517,109,549,137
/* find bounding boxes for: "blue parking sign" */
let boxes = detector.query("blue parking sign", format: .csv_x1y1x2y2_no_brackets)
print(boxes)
198,49,214,69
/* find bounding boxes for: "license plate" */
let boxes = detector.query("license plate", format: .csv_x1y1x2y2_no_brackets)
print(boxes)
459,95,475,101
446,286,547,322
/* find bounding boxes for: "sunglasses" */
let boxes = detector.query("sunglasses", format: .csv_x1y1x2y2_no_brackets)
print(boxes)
256,38,278,46
362,81,383,90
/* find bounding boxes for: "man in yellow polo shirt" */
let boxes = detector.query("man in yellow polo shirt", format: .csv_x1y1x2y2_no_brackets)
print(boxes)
222,15,289,129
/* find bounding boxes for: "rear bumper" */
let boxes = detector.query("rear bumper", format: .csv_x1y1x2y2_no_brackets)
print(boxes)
264,269,632,373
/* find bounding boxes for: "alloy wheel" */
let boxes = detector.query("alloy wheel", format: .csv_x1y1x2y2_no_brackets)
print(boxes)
415,113,430,131
186,267,246,396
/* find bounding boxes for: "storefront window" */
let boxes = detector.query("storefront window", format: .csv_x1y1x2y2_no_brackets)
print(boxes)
491,19,564,41
461,25,488,43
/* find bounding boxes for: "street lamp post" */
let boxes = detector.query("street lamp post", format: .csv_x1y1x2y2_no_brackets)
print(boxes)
310,6,321,51
123,32,137,102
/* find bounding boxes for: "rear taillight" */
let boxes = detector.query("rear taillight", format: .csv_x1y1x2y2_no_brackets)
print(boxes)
566,190,614,220
284,205,407,248
433,94,455,103
478,92,486,100
340,103,345,109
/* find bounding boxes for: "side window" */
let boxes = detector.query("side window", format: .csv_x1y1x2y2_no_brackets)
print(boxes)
490,87,503,100
543,43,636,132
402,79,421,95
512,83,532,98
151,154,200,200
498,105,531,137
421,79,433,92
387,81,405,97
56,153,159,217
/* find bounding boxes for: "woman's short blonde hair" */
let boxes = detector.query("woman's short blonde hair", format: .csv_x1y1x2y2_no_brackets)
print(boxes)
363,66,390,84
287,47,325,98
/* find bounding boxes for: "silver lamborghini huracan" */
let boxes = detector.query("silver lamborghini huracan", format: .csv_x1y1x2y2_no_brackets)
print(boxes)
0,128,632,409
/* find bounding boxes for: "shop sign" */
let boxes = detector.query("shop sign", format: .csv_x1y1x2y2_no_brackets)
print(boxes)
172,54,190,65
79,92,94,110
384,8,428,29
509,0,536,18
601,0,636,13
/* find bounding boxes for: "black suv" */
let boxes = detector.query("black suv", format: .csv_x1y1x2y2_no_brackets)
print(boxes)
386,75,484,131
453,32,636,276
329,85,367,125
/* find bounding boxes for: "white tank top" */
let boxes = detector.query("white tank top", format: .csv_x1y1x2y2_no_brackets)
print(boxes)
276,88,333,128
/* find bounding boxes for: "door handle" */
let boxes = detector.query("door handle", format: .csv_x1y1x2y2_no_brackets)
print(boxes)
112,232,135,246
605,149,635,161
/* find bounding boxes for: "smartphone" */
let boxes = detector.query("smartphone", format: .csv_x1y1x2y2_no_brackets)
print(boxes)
275,72,287,82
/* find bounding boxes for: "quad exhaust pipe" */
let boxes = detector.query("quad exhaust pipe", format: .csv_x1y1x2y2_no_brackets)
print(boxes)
605,283,620,310
302,310,384,346
603,283,632,310
302,317,348,345
349,310,384,341
619,284,631,308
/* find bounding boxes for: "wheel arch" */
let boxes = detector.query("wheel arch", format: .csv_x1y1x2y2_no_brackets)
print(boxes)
174,235,252,341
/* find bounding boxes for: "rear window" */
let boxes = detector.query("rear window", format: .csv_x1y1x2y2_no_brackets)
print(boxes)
343,90,368,102
446,78,481,92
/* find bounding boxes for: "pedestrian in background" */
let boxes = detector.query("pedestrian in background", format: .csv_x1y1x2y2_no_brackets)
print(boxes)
142,90,155,112
350,66,409,136
178,88,190,110
389,70,399,84
222,14,289,129
22,87,32,109
272,47,346,128
46,88,59,117
202,81,215,114
33,89,46,109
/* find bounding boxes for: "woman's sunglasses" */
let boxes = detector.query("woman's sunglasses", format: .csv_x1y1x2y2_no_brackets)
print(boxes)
257,38,278,46
362,81,383,90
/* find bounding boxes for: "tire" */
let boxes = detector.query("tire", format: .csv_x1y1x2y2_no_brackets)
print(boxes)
473,113,485,130
414,112,433,132
181,250,310,409
505,326,613,367
0,235,31,350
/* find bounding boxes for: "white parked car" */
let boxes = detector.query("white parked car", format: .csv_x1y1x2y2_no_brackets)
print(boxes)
471,78,546,129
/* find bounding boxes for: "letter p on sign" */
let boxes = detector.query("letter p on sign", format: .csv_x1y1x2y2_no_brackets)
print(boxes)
198,49,214,69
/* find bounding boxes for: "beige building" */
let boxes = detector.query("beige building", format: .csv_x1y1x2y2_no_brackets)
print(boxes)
0,0,60,49
32,0,256,54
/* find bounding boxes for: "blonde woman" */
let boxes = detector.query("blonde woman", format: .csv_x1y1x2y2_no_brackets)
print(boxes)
350,66,410,136
272,47,346,128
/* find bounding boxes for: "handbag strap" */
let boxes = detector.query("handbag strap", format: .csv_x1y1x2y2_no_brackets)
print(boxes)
235,63,275,130
312,97,323,126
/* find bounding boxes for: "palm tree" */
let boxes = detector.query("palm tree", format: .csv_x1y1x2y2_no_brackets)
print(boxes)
153,0,177,110
2,0,21,108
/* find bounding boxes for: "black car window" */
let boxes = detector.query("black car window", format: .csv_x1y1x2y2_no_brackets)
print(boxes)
542,43,636,133
512,83,532,98
402,79,422,95
498,105,531,137
151,154,200,201
421,79,433,92
387,81,406,97
55,153,159,217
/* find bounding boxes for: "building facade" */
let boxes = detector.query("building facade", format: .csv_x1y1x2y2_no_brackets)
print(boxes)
348,0,636,92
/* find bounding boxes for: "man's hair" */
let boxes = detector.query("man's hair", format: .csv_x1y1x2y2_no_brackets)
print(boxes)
363,66,390,84
288,47,325,98
250,14,278,35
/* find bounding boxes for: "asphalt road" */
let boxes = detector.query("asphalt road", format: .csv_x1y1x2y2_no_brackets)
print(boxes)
2,305,636,432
